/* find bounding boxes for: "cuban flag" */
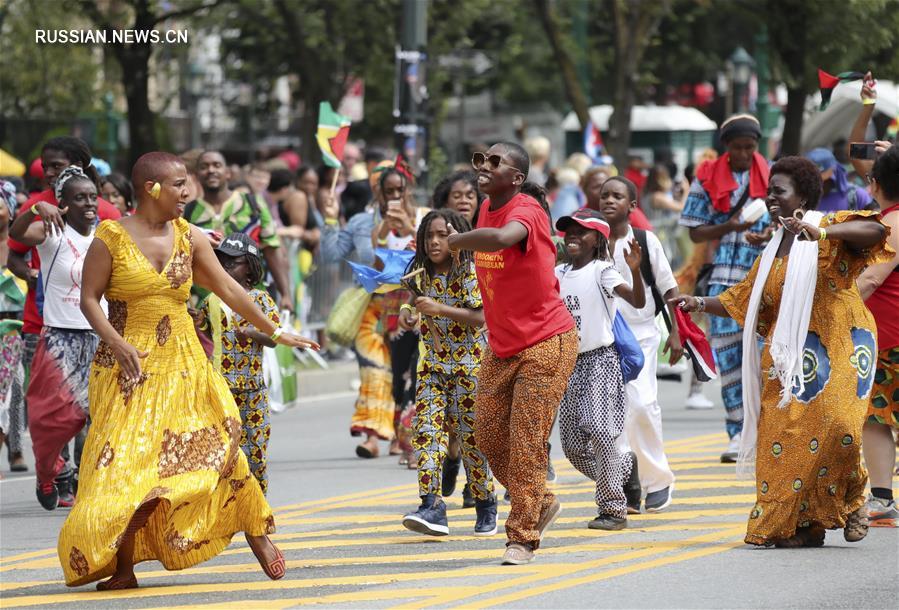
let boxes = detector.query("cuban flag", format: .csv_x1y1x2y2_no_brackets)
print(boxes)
584,120,611,165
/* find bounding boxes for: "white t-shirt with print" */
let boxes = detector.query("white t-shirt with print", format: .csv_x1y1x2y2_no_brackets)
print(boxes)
555,259,625,353
35,224,104,329
611,226,678,339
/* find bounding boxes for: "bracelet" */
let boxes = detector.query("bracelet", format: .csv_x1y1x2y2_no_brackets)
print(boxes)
270,327,284,342
862,98,876,106
324,217,338,226
30,204,41,217
376,236,389,246
399,303,415,315
695,296,706,312
818,227,827,241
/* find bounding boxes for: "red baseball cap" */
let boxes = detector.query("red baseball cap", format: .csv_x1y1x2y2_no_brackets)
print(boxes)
556,208,611,239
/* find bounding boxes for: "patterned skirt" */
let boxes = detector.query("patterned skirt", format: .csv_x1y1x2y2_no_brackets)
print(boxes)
867,346,899,429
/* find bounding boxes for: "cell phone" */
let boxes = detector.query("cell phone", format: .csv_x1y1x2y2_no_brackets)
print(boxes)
849,142,877,160
387,200,402,210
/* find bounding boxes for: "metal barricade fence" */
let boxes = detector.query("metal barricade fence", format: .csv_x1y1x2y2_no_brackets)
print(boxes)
283,238,357,333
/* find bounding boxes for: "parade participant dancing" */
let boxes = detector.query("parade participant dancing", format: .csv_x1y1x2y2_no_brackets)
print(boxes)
679,114,771,462
601,177,682,514
6,137,121,479
9,167,102,510
673,156,890,547
399,208,497,537
447,143,577,566
57,152,318,590
857,145,899,526
198,233,281,495
555,208,645,530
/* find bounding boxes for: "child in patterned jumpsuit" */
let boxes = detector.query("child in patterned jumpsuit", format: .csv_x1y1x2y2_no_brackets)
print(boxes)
399,209,497,536
198,232,279,495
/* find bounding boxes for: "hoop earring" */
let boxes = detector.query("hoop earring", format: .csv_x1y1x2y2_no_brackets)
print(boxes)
150,183,161,199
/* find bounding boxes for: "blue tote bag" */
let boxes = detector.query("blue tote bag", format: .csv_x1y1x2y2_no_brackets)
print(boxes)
600,287,644,384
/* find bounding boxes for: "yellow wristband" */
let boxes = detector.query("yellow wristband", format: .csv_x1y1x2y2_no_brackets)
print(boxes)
399,303,415,315
818,227,827,241
30,204,41,217
324,217,338,226
271,327,284,342
862,98,876,106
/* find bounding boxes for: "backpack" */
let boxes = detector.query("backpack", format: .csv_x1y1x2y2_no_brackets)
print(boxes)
633,228,672,332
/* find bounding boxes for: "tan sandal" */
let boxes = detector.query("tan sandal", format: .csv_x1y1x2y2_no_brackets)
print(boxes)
844,507,869,542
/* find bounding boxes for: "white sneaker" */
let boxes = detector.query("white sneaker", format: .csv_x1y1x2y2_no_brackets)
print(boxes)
685,392,715,409
721,433,741,463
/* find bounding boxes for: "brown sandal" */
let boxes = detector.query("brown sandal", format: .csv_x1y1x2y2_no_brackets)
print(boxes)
773,526,825,548
96,574,138,591
356,438,379,459
246,534,285,580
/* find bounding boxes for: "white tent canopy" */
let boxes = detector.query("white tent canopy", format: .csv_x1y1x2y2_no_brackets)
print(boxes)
801,80,897,152
561,104,717,132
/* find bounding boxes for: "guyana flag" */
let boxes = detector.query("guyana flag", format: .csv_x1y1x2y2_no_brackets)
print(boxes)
316,102,352,168
817,69,865,111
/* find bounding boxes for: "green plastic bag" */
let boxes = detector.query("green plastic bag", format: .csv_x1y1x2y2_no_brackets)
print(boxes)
325,286,371,347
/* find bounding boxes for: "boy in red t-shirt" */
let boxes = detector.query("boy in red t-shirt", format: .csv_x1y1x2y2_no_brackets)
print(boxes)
447,142,577,565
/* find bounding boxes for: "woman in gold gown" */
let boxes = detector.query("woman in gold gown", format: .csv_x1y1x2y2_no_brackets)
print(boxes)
57,152,318,589
674,156,890,547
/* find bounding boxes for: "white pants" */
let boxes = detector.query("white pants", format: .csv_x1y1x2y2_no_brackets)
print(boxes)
617,331,675,494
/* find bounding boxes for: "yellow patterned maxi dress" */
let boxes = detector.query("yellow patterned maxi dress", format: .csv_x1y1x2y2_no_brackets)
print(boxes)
718,211,892,545
58,218,274,587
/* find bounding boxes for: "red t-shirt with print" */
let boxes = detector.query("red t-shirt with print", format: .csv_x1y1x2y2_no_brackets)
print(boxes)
8,189,120,334
474,192,574,358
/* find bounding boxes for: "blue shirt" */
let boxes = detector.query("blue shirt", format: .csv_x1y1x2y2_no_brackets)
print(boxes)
679,172,771,288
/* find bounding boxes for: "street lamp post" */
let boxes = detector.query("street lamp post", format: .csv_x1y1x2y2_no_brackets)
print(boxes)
729,47,755,114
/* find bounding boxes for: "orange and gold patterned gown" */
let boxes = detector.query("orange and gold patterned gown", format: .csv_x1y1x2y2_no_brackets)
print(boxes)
58,218,274,587
719,211,893,545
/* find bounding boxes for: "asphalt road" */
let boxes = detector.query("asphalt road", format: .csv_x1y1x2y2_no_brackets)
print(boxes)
1,374,897,609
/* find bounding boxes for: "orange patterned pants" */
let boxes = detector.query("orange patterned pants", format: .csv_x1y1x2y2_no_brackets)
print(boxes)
474,330,578,549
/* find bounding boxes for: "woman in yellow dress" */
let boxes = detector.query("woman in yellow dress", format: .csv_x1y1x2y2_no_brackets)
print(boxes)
673,156,891,547
57,152,318,589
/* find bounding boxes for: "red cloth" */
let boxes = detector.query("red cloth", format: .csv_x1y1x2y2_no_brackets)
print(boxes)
865,203,899,351
474,193,574,358
674,307,717,382
629,206,654,231
624,168,647,196
695,152,769,214
26,338,86,484
8,190,120,334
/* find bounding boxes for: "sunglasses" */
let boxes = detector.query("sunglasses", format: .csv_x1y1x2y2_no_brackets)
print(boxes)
471,152,523,175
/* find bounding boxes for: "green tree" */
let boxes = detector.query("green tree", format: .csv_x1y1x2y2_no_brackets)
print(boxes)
767,0,899,155
78,0,221,167
0,1,98,145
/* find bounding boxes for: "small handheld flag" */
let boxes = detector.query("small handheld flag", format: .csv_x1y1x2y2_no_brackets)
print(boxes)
817,69,866,111
583,120,605,164
347,248,416,294
316,102,352,168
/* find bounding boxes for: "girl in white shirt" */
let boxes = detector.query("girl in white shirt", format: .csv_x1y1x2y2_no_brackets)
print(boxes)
554,208,645,531
9,166,102,510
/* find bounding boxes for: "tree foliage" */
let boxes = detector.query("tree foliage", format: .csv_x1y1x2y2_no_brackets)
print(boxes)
0,1,98,119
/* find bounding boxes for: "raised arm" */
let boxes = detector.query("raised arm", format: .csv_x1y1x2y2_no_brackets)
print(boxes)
8,207,48,247
447,220,528,253
190,225,318,350
848,73,877,178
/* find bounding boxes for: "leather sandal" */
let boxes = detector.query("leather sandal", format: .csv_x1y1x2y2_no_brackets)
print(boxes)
246,534,285,580
96,574,138,590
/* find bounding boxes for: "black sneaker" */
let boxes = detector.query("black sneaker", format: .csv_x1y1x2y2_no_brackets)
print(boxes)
588,514,627,530
461,483,476,509
56,471,75,508
624,452,641,514
402,494,449,536
36,481,59,511
474,495,498,536
645,484,673,513
546,442,557,483
441,456,461,497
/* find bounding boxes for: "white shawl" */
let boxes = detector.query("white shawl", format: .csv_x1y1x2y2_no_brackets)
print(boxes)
736,210,824,478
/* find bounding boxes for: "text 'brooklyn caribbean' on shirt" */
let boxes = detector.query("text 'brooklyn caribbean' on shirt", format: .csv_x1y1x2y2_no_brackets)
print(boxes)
474,192,574,358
